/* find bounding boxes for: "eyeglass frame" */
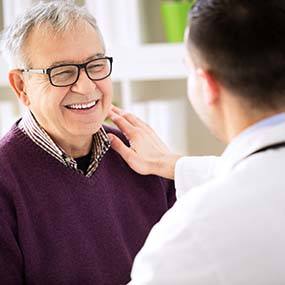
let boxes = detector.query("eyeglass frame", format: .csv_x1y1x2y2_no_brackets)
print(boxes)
20,56,113,87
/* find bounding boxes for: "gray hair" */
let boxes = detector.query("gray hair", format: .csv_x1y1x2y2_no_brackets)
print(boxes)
0,0,105,69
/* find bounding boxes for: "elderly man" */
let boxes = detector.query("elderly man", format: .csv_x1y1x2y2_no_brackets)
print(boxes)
109,0,285,284
0,1,175,284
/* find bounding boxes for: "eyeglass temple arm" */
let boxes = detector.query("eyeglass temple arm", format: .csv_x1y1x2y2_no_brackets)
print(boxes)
20,69,48,74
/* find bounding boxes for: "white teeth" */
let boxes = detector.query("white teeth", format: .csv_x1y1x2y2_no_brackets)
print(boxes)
67,100,97,110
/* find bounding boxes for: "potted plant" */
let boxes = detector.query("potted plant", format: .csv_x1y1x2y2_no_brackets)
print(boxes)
161,0,196,43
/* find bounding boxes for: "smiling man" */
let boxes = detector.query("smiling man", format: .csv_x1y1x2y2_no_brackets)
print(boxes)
0,1,175,284
17,19,112,165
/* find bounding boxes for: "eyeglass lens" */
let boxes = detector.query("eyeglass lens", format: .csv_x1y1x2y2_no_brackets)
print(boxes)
49,58,111,86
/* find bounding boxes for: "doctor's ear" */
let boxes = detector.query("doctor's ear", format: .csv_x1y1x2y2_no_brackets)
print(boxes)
9,70,30,106
196,68,220,105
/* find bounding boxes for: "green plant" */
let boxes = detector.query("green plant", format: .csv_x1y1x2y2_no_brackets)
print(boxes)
161,0,195,42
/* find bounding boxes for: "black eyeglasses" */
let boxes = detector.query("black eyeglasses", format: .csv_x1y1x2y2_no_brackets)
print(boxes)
20,56,113,87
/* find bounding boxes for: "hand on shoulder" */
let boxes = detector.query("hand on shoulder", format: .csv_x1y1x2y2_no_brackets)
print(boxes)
107,105,182,179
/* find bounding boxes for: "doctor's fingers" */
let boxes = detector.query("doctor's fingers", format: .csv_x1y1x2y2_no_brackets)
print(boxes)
109,112,138,140
108,133,150,176
109,105,123,117
121,113,155,134
110,105,151,130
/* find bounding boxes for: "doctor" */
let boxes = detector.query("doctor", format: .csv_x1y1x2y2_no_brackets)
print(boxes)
108,0,285,284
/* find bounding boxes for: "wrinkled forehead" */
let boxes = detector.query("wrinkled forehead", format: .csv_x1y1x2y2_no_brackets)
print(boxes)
22,20,105,68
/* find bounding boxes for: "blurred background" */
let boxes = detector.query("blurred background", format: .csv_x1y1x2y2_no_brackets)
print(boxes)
0,0,225,155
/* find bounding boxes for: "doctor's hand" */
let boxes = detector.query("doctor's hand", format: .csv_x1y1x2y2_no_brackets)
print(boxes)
107,105,182,179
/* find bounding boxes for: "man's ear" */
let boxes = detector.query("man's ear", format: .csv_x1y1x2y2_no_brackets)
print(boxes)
196,68,220,105
8,70,30,106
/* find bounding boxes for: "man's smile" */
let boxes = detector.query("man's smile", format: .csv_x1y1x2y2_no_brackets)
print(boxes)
65,100,99,110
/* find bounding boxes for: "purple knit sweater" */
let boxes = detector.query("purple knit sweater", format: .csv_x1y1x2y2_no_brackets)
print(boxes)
0,124,176,285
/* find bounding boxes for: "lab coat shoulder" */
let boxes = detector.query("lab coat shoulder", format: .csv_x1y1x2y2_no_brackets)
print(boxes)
175,155,220,199
131,148,285,285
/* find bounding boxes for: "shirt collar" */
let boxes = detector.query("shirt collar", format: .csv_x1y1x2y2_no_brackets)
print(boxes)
215,113,285,177
18,110,110,177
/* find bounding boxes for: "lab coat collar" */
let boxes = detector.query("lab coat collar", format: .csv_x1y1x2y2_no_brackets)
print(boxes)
215,121,285,177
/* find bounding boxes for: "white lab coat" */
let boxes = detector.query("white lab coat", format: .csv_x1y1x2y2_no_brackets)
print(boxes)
130,121,285,285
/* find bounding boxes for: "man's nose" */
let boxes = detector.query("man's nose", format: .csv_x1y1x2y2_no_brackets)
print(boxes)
70,68,96,93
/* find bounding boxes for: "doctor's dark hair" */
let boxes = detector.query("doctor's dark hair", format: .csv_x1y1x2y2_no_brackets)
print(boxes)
187,0,285,109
